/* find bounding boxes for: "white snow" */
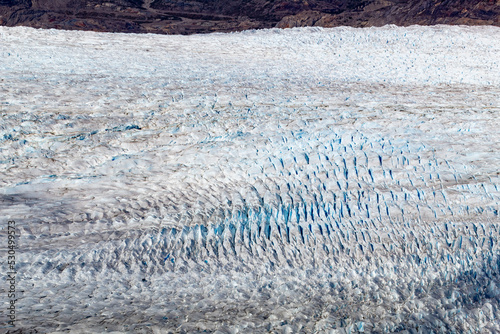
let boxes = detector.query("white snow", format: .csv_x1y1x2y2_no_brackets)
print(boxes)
1,25,500,333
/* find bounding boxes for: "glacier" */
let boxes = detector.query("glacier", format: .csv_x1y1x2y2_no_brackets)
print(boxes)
1,24,500,333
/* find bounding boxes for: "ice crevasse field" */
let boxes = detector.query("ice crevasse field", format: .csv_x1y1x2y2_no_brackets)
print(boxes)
1,24,500,333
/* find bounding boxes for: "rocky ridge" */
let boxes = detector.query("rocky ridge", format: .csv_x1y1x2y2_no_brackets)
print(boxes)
1,0,499,34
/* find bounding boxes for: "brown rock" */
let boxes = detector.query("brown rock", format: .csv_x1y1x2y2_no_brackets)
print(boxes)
0,0,499,34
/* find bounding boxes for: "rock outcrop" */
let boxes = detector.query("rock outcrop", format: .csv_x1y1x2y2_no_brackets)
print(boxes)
0,0,499,34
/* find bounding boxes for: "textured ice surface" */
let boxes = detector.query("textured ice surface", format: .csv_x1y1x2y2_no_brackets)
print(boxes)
1,25,500,333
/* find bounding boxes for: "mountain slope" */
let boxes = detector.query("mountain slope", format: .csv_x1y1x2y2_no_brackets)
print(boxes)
0,0,499,34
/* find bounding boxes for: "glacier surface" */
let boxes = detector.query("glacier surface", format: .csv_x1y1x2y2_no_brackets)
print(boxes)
1,25,500,333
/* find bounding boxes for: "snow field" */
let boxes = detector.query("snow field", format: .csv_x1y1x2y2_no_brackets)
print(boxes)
1,25,500,333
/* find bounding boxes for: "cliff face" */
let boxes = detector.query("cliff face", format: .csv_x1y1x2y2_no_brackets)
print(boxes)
1,0,499,34
277,0,500,29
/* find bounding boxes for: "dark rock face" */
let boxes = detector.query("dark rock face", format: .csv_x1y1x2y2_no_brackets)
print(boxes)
277,0,500,29
0,0,499,34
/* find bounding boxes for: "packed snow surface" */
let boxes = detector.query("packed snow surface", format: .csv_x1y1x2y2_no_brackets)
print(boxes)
1,25,500,333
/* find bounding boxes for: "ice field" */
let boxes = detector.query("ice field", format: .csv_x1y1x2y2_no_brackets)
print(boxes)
1,25,500,333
